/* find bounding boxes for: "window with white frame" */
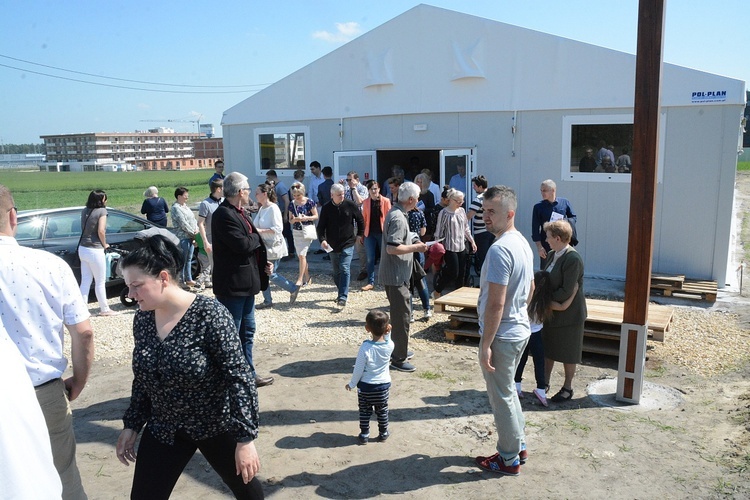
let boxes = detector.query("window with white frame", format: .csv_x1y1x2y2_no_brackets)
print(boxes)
255,127,309,172
561,114,665,183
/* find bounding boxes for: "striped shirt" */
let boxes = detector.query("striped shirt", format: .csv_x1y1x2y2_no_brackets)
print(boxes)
434,207,472,252
469,192,486,235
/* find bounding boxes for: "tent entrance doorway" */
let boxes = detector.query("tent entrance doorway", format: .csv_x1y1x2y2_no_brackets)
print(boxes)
333,148,474,195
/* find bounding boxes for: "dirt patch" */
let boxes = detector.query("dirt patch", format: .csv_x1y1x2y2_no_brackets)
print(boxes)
66,172,750,498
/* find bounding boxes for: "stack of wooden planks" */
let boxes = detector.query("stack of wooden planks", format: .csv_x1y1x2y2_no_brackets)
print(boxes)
650,273,717,302
433,287,674,357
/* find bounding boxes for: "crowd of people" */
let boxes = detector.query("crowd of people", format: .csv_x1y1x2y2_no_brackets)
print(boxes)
0,159,587,497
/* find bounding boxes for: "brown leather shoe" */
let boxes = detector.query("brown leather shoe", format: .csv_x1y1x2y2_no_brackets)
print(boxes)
361,283,374,291
255,376,275,387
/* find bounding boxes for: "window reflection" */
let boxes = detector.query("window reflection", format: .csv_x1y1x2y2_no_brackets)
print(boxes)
570,124,633,174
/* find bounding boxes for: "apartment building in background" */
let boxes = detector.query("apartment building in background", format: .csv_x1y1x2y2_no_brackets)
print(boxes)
40,129,223,171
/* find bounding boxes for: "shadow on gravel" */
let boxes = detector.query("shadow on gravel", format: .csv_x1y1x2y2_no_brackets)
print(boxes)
274,454,485,498
271,357,355,378
275,432,355,449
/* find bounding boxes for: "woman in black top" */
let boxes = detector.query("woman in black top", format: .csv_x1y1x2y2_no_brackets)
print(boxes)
140,186,169,227
116,235,264,499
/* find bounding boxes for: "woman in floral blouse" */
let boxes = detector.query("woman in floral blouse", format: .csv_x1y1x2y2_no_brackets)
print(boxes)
115,235,264,499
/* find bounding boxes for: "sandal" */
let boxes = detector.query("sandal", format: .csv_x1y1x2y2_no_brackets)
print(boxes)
550,387,573,403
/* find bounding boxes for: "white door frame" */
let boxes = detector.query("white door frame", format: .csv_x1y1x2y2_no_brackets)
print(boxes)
440,148,475,196
333,150,377,184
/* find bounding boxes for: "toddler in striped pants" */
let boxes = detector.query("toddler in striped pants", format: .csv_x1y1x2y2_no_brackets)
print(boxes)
345,310,394,444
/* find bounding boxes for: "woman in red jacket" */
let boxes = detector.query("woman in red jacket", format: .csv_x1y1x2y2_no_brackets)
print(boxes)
359,180,392,291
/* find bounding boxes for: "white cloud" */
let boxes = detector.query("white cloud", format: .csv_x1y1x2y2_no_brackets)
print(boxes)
312,22,362,43
137,103,150,110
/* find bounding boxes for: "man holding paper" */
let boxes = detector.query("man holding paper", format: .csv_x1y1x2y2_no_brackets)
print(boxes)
317,183,365,307
531,179,577,268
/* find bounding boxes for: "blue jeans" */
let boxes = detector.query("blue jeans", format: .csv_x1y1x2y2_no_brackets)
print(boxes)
364,234,382,285
216,295,256,377
410,251,430,311
179,238,194,283
262,259,298,304
330,245,354,302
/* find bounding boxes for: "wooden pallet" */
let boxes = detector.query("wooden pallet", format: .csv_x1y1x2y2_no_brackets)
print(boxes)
650,273,685,289
434,287,674,354
651,279,717,302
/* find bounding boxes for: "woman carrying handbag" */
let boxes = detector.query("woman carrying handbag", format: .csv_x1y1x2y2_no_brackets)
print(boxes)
287,182,318,287
254,183,300,308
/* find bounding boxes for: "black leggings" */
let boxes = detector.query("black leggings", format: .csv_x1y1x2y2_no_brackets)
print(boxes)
434,249,467,293
131,426,264,500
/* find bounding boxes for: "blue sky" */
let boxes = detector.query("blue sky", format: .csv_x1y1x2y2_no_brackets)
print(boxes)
1,0,747,144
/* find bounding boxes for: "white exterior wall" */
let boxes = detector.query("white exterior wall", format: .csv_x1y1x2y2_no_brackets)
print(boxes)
222,5,746,285
225,100,741,284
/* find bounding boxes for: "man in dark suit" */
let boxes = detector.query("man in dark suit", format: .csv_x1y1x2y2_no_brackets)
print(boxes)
212,172,274,387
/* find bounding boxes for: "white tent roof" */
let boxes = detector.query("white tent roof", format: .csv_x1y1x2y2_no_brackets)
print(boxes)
223,4,745,125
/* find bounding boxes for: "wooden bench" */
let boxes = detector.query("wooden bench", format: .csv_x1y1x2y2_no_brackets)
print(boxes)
434,287,674,355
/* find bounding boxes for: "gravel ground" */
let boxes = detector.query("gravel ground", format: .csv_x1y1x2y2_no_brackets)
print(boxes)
75,267,750,378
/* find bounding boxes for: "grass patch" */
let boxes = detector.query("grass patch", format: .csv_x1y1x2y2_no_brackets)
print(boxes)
418,370,443,380
738,161,750,172
566,419,591,433
0,169,215,215
646,364,667,378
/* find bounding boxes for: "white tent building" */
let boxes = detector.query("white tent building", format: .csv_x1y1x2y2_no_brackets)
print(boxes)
222,4,745,285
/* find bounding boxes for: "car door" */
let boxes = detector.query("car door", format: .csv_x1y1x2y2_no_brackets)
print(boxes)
40,211,85,278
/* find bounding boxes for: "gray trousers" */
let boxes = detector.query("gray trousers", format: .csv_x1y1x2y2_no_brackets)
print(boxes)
385,284,411,362
481,337,529,465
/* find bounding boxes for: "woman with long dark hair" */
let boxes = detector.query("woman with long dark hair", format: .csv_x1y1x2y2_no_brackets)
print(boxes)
116,235,264,499
79,189,118,315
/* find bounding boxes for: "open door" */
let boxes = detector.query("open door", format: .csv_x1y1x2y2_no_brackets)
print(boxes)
440,148,474,198
333,151,377,185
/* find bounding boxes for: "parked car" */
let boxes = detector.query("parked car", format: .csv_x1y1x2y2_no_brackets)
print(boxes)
15,207,201,297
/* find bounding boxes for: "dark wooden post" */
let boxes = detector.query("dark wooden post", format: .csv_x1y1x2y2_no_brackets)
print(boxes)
617,0,666,403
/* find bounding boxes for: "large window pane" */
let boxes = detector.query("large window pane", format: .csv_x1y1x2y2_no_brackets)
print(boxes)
570,124,633,174
259,132,306,170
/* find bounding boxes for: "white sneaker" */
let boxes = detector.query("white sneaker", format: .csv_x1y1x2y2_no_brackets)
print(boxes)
423,309,433,320
410,313,414,323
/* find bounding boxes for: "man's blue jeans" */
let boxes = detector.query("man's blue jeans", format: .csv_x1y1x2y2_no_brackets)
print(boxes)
330,245,354,302
364,234,382,285
216,295,256,377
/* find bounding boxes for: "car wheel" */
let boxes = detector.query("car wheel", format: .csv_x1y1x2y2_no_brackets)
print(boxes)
120,287,137,307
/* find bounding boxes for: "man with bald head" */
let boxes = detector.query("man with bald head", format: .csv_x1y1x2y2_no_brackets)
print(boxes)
0,185,94,499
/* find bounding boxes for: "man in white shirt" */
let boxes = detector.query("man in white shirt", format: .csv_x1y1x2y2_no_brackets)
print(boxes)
0,185,94,499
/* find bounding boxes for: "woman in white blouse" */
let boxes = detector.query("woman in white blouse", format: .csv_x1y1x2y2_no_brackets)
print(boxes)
253,183,300,307
433,187,476,297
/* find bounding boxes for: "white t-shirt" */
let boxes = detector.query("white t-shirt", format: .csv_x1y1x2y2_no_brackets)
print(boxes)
477,230,534,342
